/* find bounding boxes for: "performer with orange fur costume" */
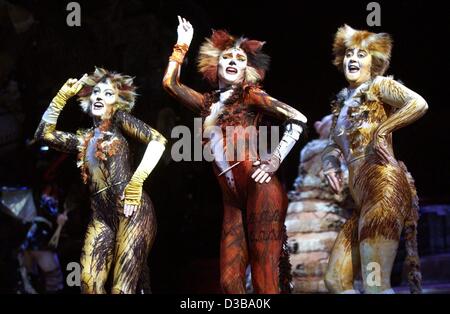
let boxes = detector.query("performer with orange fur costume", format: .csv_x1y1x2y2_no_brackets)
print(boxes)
35,68,167,293
322,25,428,294
163,16,307,293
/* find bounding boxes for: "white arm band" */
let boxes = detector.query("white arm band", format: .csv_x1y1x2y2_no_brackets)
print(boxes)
42,102,63,124
273,122,303,163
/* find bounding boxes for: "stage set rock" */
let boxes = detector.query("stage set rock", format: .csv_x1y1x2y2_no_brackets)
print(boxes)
286,115,354,293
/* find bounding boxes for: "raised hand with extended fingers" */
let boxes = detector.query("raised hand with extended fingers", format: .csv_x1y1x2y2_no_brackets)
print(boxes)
176,15,194,47
57,74,88,103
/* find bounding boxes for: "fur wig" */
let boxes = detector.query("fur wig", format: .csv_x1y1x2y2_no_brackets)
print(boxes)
333,25,392,77
197,30,270,86
78,67,137,113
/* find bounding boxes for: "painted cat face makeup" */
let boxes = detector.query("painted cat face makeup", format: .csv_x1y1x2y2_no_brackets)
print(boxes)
218,47,248,87
90,79,118,119
343,47,372,87
343,48,372,87
333,25,392,80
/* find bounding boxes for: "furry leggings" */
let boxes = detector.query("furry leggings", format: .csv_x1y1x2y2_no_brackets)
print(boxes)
325,155,419,293
80,190,156,294
215,161,290,294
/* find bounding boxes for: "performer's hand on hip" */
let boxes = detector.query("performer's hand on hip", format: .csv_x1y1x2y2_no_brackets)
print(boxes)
251,156,280,184
373,130,397,165
176,15,193,47
324,169,343,194
122,182,141,217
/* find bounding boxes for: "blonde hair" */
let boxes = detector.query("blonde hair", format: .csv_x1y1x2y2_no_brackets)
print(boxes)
78,67,137,113
333,25,392,77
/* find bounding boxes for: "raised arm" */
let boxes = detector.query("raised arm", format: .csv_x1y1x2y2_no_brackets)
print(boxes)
115,110,167,217
34,76,87,153
162,16,204,113
372,76,428,163
247,87,308,183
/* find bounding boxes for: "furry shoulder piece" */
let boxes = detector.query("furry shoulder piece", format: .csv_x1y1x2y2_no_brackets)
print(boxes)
78,67,138,113
197,29,270,86
333,25,392,76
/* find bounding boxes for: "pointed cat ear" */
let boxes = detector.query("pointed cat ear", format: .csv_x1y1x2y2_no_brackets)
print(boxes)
94,66,107,77
123,76,134,86
240,40,265,55
343,24,356,38
210,29,235,50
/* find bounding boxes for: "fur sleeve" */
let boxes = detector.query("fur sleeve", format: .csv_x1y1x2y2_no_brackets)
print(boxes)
115,110,167,145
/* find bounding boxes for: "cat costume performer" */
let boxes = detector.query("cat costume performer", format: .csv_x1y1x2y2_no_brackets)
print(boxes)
163,16,307,293
322,25,428,294
35,68,167,293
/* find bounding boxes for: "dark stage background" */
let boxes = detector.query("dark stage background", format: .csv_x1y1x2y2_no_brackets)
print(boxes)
0,0,449,293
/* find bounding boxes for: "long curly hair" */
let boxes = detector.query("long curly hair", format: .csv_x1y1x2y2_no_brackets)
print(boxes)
77,67,137,113
332,25,392,77
197,30,270,86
